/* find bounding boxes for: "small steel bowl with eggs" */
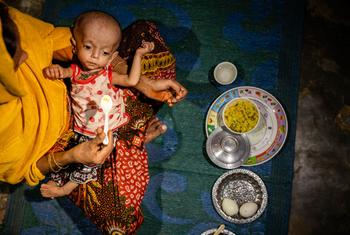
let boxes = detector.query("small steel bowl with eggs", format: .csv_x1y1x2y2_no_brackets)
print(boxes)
212,169,268,224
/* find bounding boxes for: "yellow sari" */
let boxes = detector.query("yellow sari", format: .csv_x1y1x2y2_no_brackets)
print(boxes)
0,7,71,186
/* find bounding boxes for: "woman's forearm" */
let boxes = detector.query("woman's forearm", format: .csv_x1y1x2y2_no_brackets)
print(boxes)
134,75,149,94
36,150,74,175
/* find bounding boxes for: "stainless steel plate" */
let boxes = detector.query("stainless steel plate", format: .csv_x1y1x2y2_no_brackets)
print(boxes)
212,169,268,224
206,127,250,169
201,228,236,235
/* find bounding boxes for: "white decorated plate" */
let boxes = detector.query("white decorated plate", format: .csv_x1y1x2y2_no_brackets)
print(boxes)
205,86,288,166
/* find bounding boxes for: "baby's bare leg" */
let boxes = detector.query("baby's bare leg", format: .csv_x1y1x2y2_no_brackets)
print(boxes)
40,180,79,198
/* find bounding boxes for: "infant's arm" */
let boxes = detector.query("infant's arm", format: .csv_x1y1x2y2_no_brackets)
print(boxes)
111,41,154,87
43,64,72,79
111,72,130,87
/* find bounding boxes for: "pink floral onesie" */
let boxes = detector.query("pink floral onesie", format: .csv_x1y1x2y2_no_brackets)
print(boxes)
52,63,130,184
70,64,129,138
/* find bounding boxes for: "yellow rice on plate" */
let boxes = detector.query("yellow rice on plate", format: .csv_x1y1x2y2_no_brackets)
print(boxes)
223,99,259,133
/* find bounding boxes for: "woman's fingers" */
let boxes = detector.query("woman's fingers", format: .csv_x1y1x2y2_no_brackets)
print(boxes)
135,76,187,105
85,128,114,165
93,127,105,143
165,80,187,105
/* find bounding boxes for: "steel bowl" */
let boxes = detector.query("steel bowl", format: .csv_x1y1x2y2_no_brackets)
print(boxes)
212,169,268,224
200,228,236,235
213,61,237,85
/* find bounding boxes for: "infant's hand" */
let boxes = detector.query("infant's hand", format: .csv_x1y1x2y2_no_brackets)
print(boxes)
136,41,155,55
43,64,69,79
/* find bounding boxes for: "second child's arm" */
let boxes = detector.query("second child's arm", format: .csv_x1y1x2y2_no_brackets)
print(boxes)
111,41,154,87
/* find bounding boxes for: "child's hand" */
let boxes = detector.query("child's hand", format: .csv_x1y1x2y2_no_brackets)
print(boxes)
43,64,70,79
136,41,155,55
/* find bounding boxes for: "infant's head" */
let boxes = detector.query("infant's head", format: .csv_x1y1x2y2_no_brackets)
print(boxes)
72,11,122,71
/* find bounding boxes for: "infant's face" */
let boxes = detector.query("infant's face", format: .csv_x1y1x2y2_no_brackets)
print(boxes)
74,23,120,71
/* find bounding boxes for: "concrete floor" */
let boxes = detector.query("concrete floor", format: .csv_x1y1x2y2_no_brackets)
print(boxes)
288,0,350,234
1,0,350,234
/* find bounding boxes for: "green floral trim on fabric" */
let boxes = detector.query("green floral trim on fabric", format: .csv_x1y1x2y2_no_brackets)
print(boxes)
76,70,100,81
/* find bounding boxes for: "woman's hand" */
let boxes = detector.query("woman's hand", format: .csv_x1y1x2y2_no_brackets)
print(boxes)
37,128,113,174
136,76,188,106
69,128,114,166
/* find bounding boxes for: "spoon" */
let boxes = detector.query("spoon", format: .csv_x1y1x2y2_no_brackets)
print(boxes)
100,95,113,145
213,224,225,235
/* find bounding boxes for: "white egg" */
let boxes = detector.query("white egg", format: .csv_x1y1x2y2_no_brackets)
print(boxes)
239,202,258,218
221,198,239,216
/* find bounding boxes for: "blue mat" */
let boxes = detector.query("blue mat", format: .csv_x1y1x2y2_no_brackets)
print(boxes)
4,0,303,234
